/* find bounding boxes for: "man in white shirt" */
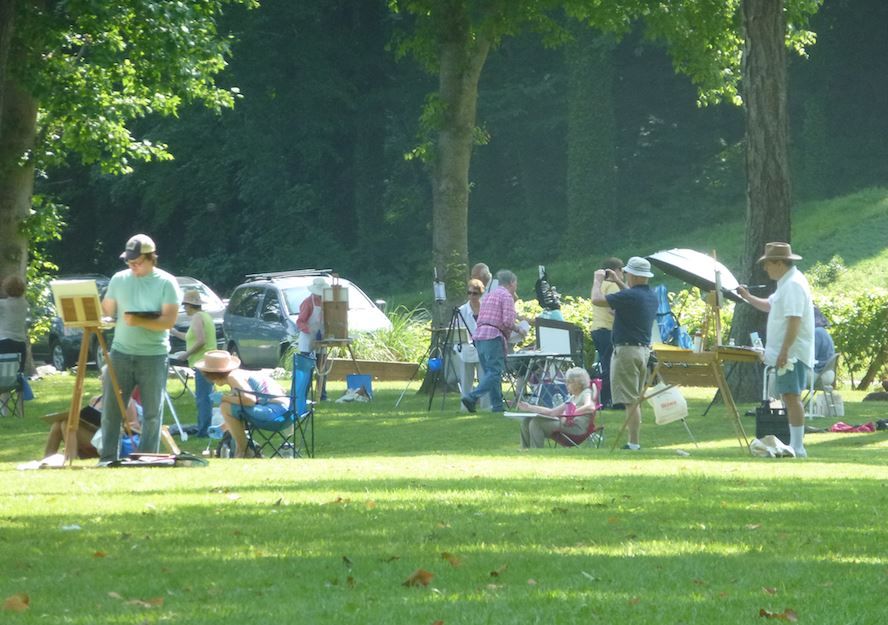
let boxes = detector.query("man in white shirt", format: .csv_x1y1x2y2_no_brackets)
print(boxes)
738,242,814,457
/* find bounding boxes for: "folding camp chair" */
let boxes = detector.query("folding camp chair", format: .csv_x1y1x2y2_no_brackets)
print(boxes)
233,352,315,458
803,352,841,417
0,353,24,418
549,379,604,448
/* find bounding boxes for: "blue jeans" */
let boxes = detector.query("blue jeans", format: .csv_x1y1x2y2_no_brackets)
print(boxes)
467,338,505,412
591,328,614,406
194,368,213,436
101,351,168,462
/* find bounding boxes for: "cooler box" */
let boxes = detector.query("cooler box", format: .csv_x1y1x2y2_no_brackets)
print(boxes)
755,403,790,445
346,374,373,399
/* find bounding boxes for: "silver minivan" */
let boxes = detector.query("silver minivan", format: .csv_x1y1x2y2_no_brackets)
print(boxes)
222,271,391,369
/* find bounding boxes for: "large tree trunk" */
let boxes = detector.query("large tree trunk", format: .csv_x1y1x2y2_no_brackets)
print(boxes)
566,28,616,254
0,0,15,134
431,12,489,323
0,75,37,282
419,3,489,395
729,0,792,402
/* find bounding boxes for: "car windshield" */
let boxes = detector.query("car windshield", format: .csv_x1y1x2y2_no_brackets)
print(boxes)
282,284,376,316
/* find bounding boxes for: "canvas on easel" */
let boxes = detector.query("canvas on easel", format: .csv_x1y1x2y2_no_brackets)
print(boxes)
50,280,103,328
49,280,129,464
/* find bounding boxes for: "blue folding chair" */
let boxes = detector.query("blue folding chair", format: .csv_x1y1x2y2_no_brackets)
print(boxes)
233,352,315,458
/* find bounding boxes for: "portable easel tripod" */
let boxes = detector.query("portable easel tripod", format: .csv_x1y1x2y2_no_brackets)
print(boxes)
394,306,471,410
427,306,473,411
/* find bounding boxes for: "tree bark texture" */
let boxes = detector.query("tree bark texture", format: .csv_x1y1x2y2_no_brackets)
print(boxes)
730,0,792,402
566,29,616,254
0,75,37,282
431,6,490,328
0,0,15,133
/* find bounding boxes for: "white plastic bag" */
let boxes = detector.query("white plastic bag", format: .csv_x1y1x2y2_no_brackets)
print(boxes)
454,342,479,364
645,383,688,425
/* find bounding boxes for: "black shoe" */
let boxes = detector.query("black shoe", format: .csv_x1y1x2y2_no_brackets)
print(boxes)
461,396,477,413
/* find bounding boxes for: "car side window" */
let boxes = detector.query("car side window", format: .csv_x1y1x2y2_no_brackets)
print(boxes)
260,290,282,322
229,287,263,318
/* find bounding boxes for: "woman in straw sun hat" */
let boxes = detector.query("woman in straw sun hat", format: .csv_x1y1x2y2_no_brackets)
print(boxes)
194,350,289,458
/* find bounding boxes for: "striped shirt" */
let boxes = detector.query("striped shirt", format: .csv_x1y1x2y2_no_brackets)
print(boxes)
473,286,517,344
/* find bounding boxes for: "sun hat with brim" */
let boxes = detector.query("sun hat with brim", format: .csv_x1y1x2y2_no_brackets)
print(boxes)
623,256,654,278
757,242,802,263
308,276,330,296
182,290,203,308
194,350,241,373
120,233,156,261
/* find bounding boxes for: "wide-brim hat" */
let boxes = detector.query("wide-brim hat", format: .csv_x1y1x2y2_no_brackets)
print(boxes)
757,242,802,263
182,289,202,308
624,256,654,278
308,276,330,296
120,233,156,261
194,350,241,373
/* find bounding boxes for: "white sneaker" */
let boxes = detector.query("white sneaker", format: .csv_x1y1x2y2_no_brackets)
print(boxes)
793,447,808,459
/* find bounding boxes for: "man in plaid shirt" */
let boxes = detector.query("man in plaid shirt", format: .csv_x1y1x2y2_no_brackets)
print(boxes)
461,270,519,413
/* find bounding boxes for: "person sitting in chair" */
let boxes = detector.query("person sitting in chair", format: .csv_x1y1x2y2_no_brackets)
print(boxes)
516,367,597,449
44,371,142,459
194,350,289,458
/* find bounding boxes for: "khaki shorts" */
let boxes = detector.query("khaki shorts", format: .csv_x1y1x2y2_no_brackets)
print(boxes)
610,345,651,405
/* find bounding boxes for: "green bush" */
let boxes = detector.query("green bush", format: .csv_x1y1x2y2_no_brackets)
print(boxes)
350,305,431,364
818,290,888,389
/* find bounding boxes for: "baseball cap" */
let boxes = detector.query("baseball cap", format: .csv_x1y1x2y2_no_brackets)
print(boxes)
120,234,156,261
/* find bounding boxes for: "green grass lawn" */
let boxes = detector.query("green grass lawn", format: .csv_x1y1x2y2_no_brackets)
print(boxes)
1,373,886,624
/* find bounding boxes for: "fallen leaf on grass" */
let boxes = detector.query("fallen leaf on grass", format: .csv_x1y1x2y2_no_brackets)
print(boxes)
432,621,444,625
746,524,762,530
435,521,451,528
326,496,351,505
607,516,620,524
759,608,798,621
762,587,778,595
489,564,508,578
347,576,356,588
227,493,241,501
2,593,30,612
108,592,124,600
527,579,537,585
441,552,461,567
365,500,376,510
692,579,706,586
403,569,434,587
628,596,640,606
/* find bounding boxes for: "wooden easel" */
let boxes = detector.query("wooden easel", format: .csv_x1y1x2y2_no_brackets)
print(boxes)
63,326,129,464
610,347,755,454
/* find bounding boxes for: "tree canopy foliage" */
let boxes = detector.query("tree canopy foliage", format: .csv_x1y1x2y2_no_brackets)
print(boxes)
28,0,886,300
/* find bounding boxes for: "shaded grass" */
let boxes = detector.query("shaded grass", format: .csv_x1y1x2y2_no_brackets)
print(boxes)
1,375,886,624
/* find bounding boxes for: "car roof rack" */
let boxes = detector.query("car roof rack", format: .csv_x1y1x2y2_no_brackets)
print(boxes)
243,269,333,282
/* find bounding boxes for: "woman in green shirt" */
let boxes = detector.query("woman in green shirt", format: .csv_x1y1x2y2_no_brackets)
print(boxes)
171,290,216,437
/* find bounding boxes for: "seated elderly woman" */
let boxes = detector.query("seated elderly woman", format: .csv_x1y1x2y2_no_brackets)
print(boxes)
194,350,289,458
516,367,597,449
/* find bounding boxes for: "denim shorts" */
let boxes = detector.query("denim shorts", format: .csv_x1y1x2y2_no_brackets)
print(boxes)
775,362,810,396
